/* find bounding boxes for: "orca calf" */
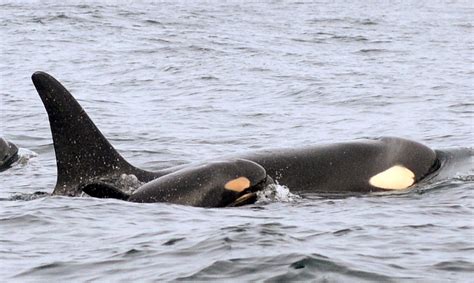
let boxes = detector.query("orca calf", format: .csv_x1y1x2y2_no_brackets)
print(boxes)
0,138,19,172
31,71,472,205
82,159,273,207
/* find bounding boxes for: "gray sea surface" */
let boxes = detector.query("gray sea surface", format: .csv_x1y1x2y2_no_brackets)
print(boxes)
1,1,473,281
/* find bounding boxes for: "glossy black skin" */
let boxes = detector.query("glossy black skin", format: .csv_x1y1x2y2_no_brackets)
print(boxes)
0,138,19,172
81,159,273,207
157,137,439,193
32,71,458,200
240,137,439,193
130,159,272,207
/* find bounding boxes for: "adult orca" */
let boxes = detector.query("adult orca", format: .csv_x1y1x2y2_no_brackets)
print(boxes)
31,71,472,201
0,138,19,172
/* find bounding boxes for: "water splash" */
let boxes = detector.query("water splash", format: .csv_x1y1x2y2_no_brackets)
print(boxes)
256,183,301,204
8,148,38,169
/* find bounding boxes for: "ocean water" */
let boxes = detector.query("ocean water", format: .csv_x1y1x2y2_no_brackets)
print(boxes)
1,1,473,281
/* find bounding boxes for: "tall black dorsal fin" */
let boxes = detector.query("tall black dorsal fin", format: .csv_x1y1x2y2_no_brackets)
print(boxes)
32,71,160,196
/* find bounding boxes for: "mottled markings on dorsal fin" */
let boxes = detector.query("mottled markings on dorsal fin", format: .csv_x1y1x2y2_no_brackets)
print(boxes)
369,165,415,190
224,177,251,192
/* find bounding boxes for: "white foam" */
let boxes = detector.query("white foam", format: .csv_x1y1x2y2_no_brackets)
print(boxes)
256,183,301,204
16,148,38,165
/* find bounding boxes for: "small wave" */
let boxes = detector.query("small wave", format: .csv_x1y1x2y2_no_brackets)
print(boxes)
312,17,378,26
148,38,172,44
331,35,368,42
14,259,124,280
332,228,354,236
0,213,49,225
162,66,180,73
113,248,155,259
199,75,219,80
9,191,49,201
356,48,388,54
31,14,75,23
15,262,67,278
291,37,326,44
455,23,473,28
143,19,163,25
177,253,394,281
414,174,474,195
187,45,214,52
163,237,186,246
433,260,474,272
358,19,378,25
455,175,474,182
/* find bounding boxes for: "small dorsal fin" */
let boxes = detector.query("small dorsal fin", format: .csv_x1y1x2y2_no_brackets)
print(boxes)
32,72,160,196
